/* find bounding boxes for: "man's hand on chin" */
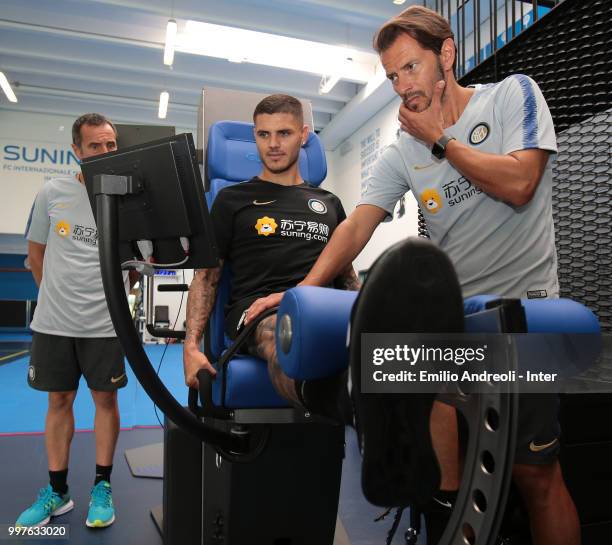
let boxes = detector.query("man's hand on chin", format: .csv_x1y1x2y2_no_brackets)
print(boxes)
399,80,446,146
243,292,284,325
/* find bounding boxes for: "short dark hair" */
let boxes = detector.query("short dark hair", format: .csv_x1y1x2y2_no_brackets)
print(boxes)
72,113,117,148
373,6,456,72
253,94,303,125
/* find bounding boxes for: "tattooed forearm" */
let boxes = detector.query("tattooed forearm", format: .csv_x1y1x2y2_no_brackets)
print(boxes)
185,261,223,346
335,264,361,291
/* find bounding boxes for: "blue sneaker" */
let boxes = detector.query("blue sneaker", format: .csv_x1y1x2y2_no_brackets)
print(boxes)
86,481,115,528
16,485,74,527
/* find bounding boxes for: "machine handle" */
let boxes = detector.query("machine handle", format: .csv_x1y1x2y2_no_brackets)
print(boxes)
158,284,189,292
146,324,186,340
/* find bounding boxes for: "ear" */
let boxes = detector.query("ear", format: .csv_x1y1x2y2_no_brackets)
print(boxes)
440,37,456,73
71,143,82,161
301,124,310,146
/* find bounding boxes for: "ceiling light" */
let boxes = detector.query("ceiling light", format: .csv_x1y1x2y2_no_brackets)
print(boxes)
164,19,178,66
393,0,407,5
158,91,169,119
177,20,378,83
0,72,17,103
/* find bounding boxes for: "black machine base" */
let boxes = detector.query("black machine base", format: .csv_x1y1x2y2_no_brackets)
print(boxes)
161,414,345,545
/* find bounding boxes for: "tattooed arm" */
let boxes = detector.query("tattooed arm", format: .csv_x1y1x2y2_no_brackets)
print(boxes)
183,262,223,388
334,263,361,291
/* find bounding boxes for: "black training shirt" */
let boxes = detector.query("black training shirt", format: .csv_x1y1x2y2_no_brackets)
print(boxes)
210,177,346,329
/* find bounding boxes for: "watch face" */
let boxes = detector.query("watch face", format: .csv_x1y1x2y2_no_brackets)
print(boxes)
432,142,445,159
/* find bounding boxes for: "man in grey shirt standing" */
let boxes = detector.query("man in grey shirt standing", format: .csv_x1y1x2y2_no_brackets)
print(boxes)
17,114,129,529
246,6,577,545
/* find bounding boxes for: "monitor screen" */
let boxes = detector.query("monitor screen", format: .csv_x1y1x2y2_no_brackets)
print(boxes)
81,133,218,269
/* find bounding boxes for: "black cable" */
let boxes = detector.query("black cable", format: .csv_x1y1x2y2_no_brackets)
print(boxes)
152,270,186,428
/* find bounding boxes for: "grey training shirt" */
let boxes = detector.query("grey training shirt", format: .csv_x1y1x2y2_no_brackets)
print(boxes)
360,74,559,300
26,176,128,337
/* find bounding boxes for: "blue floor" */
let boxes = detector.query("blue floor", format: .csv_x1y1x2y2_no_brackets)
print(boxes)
0,338,423,544
0,344,186,434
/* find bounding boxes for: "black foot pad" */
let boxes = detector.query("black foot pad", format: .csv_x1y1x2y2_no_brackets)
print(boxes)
349,237,464,507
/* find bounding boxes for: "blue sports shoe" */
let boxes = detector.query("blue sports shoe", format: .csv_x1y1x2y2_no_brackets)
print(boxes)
86,481,115,528
16,485,74,527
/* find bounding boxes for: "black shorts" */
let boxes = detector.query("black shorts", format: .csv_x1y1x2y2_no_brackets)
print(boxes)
514,393,560,465
28,332,127,392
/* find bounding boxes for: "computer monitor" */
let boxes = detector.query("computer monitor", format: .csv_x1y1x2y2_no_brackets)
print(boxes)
115,124,175,149
81,133,218,269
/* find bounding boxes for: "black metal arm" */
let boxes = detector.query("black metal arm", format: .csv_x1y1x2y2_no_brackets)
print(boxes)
188,306,279,416
94,182,247,454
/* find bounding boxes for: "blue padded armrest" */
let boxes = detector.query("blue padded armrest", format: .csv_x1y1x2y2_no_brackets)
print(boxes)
464,295,601,333
212,354,289,409
278,290,602,382
465,295,601,375
277,286,358,380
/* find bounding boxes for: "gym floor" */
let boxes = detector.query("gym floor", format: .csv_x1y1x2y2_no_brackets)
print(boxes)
0,336,423,545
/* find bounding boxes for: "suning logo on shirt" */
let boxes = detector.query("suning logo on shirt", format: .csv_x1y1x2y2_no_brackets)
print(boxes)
280,219,330,243
255,216,278,236
420,189,443,214
55,220,71,237
420,177,483,214
444,176,482,207
254,215,331,243
72,224,98,247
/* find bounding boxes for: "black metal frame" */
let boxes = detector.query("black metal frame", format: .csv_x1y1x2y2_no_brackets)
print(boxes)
401,303,525,545
426,0,565,79
94,174,249,454
421,299,522,545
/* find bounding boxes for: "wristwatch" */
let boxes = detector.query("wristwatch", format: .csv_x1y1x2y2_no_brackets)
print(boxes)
431,134,456,160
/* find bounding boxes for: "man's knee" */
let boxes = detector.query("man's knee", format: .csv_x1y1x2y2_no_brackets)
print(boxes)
48,391,77,412
253,315,277,362
513,461,562,505
90,389,118,411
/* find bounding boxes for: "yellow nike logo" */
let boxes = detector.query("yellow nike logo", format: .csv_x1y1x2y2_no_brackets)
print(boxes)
529,438,558,452
253,200,276,205
414,163,434,171
110,374,126,384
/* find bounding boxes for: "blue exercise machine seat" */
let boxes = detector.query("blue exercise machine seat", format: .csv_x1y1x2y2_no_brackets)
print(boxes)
203,120,329,411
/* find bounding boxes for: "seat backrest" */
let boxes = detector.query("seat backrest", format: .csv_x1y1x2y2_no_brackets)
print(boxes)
205,120,327,359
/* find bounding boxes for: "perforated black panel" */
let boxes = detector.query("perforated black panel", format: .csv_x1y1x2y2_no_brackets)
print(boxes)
552,109,612,332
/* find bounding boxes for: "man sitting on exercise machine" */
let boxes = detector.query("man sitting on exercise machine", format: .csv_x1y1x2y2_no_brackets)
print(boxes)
183,94,359,415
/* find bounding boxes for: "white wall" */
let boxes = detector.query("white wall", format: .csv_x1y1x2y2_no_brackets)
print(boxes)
0,109,192,235
324,96,420,274
0,110,81,234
